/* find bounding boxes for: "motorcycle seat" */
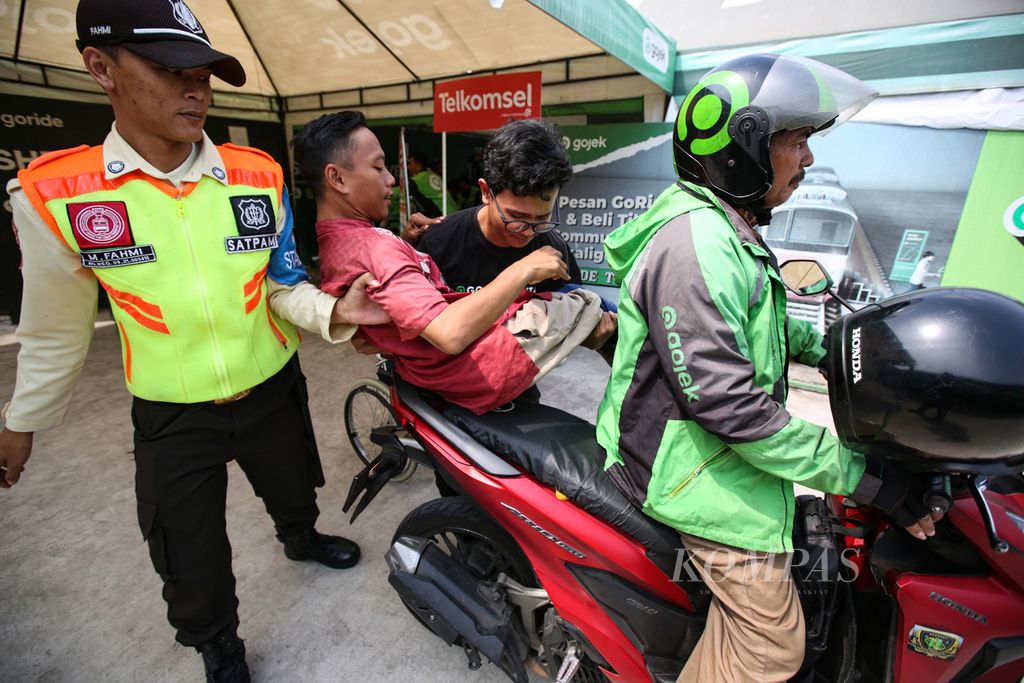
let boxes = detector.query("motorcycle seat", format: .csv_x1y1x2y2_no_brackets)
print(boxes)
442,399,682,556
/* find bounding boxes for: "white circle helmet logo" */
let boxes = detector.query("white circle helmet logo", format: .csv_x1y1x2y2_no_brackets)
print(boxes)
75,206,127,244
1004,196,1024,238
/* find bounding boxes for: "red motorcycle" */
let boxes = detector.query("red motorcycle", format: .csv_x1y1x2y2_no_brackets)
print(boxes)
343,262,1024,683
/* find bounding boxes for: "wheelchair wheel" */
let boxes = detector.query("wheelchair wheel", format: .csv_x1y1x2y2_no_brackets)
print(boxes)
343,377,417,482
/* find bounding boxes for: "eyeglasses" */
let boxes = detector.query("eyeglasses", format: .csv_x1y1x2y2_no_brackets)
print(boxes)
489,189,560,234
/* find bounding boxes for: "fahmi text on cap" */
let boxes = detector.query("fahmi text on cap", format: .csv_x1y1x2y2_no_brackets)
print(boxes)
75,0,245,86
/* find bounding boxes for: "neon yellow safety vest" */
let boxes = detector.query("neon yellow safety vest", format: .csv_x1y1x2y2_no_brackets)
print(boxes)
18,143,300,403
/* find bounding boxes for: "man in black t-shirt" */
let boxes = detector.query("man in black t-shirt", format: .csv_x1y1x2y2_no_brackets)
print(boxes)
404,119,583,294
399,118,615,392
416,205,581,293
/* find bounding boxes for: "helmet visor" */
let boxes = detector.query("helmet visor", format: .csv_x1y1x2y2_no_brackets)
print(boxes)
752,54,877,136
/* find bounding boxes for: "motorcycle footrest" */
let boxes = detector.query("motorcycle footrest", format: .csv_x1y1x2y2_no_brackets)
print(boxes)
342,446,409,521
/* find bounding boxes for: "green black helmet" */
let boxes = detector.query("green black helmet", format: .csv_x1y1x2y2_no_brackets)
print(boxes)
674,53,876,204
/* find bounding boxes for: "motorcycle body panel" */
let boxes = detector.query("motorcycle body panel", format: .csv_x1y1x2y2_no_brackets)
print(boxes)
887,490,1024,683
892,573,1024,682
372,376,1024,683
949,490,1024,592
392,391,698,681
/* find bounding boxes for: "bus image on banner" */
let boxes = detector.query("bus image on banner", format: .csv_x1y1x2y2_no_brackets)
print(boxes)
764,167,892,332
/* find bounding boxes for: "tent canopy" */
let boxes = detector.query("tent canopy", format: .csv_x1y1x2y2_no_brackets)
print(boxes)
631,1,1024,131
1,0,674,101
4,1,1018,128
633,0,1019,52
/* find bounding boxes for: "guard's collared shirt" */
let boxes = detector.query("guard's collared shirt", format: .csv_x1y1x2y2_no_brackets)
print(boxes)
3,124,353,432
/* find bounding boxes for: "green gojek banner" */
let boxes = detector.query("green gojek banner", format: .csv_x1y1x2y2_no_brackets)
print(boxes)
556,122,676,301
942,131,1024,303
527,0,675,93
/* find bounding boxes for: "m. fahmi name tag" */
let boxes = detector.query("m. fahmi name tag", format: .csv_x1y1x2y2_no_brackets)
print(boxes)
80,244,157,268
225,234,279,253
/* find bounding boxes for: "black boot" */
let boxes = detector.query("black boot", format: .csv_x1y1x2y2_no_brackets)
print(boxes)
278,529,361,569
196,628,250,683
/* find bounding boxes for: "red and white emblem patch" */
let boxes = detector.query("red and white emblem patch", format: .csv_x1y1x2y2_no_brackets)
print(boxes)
67,202,133,249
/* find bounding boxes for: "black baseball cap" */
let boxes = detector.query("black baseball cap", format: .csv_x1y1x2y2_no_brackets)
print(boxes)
76,0,246,87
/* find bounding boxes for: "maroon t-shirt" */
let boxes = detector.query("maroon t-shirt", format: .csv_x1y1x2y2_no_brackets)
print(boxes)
317,218,539,413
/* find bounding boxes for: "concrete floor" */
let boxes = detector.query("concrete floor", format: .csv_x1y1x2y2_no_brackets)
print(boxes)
0,317,834,683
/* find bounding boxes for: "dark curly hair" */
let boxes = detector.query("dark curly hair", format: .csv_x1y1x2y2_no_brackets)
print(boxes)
483,119,572,200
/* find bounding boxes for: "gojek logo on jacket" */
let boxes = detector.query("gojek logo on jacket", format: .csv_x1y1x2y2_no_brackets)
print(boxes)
662,305,701,403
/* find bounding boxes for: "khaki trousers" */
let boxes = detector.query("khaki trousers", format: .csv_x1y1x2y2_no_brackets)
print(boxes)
676,532,805,683
504,288,604,382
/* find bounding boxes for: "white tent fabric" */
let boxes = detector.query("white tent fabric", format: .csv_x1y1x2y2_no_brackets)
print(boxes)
224,0,604,97
647,6,1024,132
1,0,621,97
633,0,1019,51
857,88,1024,131
5,0,1018,129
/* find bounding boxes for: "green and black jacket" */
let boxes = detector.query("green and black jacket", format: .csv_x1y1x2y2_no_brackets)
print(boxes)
596,181,865,553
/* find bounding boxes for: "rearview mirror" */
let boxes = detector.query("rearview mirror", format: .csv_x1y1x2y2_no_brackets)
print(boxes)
780,260,833,296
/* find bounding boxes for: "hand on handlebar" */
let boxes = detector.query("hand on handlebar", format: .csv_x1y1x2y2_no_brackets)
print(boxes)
850,455,944,540
904,509,946,540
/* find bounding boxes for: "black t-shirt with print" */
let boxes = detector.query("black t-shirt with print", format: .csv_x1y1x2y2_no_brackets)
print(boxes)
417,206,581,293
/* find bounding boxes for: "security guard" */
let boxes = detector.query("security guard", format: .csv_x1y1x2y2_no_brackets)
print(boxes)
0,1,387,681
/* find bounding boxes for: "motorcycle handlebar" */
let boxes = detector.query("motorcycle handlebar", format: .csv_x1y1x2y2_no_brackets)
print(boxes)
922,474,953,515
916,472,1010,553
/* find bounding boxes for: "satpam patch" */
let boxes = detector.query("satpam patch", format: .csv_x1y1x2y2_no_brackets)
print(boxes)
225,234,279,254
229,195,275,236
227,194,277,254
67,201,133,249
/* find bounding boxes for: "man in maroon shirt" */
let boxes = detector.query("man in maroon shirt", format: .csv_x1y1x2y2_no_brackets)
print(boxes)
292,111,616,413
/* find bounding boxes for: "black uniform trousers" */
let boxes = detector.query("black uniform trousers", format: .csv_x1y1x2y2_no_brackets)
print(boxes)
131,355,324,646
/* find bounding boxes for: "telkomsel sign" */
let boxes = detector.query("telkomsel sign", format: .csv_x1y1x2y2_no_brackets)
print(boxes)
434,71,542,133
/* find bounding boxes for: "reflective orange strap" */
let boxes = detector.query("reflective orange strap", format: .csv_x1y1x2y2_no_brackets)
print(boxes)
116,320,132,383
99,281,170,334
243,263,286,344
244,265,268,314
17,146,166,248
16,147,97,249
266,306,288,346
218,142,284,205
